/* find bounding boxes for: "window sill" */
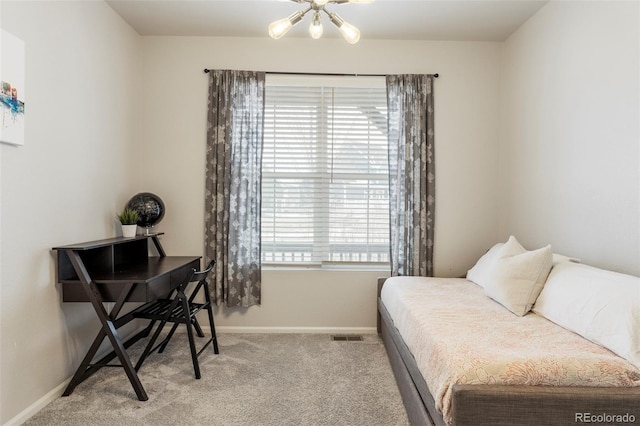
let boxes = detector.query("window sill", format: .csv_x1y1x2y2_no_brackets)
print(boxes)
262,263,390,273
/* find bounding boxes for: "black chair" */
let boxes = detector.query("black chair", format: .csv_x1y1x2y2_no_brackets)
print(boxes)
133,259,218,379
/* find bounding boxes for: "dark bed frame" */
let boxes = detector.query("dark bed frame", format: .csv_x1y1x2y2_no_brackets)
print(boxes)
377,278,640,426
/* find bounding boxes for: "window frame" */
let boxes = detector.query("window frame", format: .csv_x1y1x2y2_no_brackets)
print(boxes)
261,74,390,269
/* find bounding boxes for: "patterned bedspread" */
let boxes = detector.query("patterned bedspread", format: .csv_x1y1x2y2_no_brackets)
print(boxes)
380,277,640,425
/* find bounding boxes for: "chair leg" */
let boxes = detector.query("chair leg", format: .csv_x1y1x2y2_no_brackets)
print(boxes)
158,322,180,353
192,317,205,338
182,297,201,379
141,320,157,338
187,281,206,338
135,317,169,372
204,284,219,354
209,308,219,354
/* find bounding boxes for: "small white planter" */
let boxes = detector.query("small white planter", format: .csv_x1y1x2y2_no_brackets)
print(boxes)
121,224,137,238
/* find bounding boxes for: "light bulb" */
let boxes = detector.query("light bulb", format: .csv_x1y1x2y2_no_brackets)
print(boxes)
269,18,292,39
309,12,323,39
338,20,360,44
268,11,304,40
327,11,361,44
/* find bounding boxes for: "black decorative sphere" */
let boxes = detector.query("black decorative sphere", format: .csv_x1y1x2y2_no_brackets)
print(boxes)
126,192,165,229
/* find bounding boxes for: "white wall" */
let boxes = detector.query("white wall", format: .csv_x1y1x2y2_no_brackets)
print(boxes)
0,1,140,423
138,36,502,330
499,1,640,275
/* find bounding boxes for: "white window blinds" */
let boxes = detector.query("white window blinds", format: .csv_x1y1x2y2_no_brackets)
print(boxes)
262,75,389,265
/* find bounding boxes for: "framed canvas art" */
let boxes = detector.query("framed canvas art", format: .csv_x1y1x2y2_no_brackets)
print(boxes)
1,30,25,146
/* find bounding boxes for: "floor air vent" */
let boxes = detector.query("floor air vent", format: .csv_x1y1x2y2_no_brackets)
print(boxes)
331,335,363,342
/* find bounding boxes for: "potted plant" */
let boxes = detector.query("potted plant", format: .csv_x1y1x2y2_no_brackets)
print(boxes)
118,207,139,238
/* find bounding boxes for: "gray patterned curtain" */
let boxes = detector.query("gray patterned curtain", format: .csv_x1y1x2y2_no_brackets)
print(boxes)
386,74,435,277
205,70,265,307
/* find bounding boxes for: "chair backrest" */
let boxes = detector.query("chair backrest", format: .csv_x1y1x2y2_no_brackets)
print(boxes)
190,259,215,284
176,259,215,294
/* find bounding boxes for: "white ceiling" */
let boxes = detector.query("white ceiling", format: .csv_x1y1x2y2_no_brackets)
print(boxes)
105,0,548,42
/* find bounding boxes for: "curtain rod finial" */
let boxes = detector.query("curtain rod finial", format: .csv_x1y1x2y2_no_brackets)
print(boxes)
204,69,210,73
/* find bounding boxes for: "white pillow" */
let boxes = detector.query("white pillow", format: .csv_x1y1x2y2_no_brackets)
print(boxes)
466,243,504,287
467,236,526,287
552,253,581,266
484,242,553,316
533,262,640,369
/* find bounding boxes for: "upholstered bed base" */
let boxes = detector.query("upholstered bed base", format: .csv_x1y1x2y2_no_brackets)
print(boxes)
379,295,440,426
377,279,640,426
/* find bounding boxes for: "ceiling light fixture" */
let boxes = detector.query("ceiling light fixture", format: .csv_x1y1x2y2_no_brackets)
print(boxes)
268,0,373,44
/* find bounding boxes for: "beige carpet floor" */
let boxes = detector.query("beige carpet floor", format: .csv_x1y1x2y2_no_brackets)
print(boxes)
25,333,409,426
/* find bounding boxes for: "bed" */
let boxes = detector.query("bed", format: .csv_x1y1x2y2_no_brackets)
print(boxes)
377,237,640,426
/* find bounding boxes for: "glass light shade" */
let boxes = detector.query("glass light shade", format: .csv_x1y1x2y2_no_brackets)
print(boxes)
314,0,330,5
268,11,303,39
309,13,323,39
269,18,293,39
338,21,360,44
327,11,361,44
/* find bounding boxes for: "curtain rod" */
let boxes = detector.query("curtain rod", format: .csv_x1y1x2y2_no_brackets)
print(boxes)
203,69,439,78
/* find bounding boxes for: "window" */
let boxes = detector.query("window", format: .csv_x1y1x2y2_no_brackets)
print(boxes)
261,75,389,266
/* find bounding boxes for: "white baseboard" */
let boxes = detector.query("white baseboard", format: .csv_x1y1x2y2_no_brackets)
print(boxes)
3,379,70,426
215,326,377,334
2,327,143,426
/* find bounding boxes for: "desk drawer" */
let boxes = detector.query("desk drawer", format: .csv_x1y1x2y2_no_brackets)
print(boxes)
62,280,170,303
142,274,172,302
143,258,199,301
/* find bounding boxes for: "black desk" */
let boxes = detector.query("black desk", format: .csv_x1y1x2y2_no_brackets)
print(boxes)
53,234,200,401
